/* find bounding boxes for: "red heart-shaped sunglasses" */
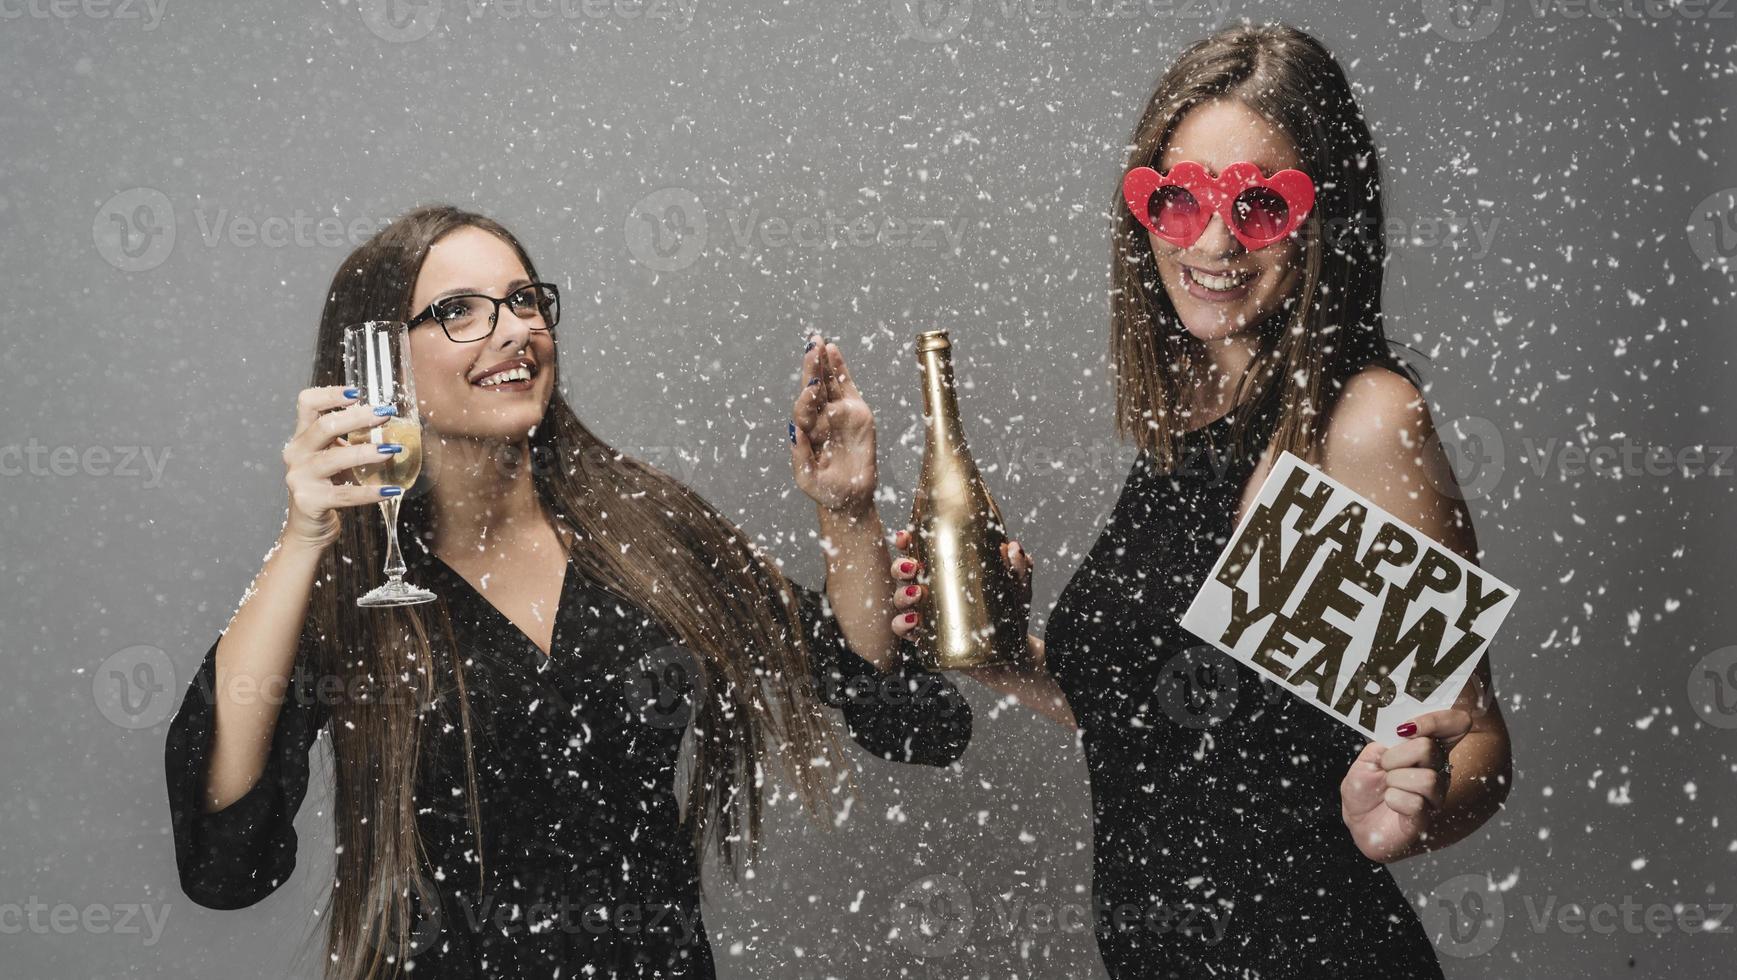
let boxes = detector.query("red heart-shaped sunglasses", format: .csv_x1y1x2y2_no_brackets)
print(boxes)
1122,161,1316,251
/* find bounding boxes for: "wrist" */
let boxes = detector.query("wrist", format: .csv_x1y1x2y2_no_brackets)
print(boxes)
816,498,882,537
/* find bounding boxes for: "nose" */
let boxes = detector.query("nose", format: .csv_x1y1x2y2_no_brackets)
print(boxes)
488,302,535,355
1189,208,1245,261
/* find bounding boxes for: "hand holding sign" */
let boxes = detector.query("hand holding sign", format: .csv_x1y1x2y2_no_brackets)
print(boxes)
1180,452,1518,746
1340,708,1473,862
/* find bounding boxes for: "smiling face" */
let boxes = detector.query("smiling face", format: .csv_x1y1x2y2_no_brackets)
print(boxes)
1150,98,1309,343
405,226,558,442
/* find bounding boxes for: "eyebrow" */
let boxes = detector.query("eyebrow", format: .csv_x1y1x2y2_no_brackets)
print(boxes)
429,278,533,302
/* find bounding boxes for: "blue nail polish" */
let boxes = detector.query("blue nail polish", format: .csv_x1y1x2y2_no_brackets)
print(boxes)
373,404,397,416
377,443,403,454
379,485,403,497
342,387,360,400
804,339,816,352
788,421,797,444
807,377,820,387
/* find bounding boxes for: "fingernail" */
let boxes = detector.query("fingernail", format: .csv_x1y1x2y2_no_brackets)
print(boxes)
807,377,821,387
788,421,797,444
373,404,397,417
379,486,403,497
1396,722,1418,738
804,339,816,352
902,612,918,625
342,387,360,400
899,560,916,574
905,586,919,597
377,443,404,454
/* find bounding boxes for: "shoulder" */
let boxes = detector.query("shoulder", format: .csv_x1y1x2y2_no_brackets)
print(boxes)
1318,363,1433,472
1315,363,1478,560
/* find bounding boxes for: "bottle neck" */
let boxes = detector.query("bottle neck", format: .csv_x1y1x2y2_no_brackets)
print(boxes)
917,347,969,454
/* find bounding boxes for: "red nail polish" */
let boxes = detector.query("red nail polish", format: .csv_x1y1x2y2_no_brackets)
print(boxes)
903,612,918,625
1396,722,1418,738
900,561,916,574
905,586,919,597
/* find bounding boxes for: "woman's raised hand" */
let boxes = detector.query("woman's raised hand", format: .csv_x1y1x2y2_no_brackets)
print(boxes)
281,385,405,550
790,335,879,518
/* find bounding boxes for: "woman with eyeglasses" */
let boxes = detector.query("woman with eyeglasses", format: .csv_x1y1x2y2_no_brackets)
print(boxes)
163,205,971,979
800,24,1513,979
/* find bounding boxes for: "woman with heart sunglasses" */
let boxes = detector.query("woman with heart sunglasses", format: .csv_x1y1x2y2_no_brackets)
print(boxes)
802,22,1513,979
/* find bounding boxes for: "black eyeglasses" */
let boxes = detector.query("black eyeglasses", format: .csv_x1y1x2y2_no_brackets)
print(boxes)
407,282,561,343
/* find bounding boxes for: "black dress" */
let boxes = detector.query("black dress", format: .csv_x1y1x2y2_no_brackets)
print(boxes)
1044,404,1444,979
165,537,972,978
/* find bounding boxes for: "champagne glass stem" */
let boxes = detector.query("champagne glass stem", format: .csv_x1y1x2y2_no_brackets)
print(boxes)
379,497,407,583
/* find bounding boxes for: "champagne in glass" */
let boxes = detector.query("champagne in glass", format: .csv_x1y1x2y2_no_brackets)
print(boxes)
342,320,436,607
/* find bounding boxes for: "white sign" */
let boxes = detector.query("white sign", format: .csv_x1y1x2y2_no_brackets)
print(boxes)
1180,452,1518,745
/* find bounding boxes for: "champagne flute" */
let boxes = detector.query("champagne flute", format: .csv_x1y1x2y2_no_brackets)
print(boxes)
342,320,436,607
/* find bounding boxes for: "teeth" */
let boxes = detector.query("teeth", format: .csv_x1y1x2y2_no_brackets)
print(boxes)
476,366,532,386
1188,268,1250,291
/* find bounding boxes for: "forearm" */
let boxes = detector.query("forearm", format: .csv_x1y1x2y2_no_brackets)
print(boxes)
815,503,899,670
1418,727,1512,854
958,634,1077,729
204,532,325,811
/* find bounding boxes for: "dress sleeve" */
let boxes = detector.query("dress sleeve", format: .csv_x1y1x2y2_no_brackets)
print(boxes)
163,620,329,910
790,580,972,767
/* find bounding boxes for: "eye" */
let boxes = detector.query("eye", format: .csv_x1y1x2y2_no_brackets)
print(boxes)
506,287,540,315
432,298,472,322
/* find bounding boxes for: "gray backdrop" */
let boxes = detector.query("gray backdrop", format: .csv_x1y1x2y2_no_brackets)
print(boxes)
3,0,1735,977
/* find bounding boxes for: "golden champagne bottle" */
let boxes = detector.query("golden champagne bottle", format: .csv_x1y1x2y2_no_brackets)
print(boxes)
907,330,1027,670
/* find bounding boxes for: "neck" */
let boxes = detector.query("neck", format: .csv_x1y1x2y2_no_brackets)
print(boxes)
424,433,551,557
1181,328,1262,423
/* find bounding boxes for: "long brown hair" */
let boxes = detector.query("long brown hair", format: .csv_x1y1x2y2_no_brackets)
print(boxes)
1111,23,1419,470
301,205,845,979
